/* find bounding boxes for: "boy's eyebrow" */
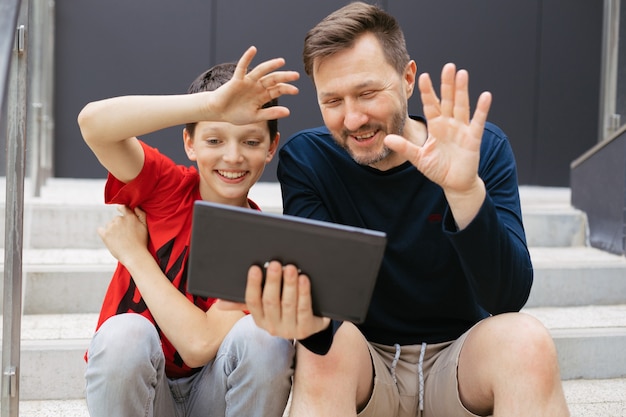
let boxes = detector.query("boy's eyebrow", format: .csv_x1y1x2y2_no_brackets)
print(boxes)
238,126,268,136
196,124,268,137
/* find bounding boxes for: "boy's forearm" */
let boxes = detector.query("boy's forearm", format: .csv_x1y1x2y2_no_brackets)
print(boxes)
121,248,241,367
78,93,208,146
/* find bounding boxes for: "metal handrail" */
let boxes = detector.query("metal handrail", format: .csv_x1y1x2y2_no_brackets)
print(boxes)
598,0,622,142
0,0,21,115
1,0,28,416
2,0,55,413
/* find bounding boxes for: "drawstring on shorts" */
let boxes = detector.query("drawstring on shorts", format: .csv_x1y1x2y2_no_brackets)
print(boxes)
418,342,427,412
390,343,401,384
389,342,428,413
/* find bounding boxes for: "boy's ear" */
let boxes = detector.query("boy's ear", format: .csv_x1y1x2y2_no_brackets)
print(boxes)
266,132,281,163
183,128,197,161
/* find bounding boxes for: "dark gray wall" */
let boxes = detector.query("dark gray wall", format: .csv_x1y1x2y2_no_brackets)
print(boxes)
53,0,603,186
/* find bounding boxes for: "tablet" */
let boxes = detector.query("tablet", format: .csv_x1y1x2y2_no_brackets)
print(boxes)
186,201,387,323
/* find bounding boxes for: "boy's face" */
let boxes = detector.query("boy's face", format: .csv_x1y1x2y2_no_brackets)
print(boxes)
313,32,416,171
184,120,279,207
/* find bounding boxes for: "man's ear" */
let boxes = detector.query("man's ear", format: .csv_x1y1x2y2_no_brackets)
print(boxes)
404,60,418,98
183,127,197,161
266,132,281,163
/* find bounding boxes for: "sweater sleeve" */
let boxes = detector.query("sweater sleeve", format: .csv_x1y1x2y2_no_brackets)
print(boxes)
297,321,344,355
443,123,533,313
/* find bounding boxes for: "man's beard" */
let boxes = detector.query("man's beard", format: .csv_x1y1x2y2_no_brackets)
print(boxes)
334,111,407,167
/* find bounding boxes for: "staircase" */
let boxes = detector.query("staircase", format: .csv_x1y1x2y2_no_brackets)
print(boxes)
1,179,625,416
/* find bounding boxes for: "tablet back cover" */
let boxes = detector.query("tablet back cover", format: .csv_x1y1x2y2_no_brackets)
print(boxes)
187,201,386,323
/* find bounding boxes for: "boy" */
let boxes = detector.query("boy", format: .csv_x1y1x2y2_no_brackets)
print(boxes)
78,46,299,417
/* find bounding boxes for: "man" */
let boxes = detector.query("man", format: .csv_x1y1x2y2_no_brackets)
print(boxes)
224,3,570,416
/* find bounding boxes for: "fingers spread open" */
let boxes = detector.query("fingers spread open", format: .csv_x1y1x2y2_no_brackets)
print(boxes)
469,91,492,140
247,57,287,82
264,80,300,102
439,63,456,117
260,72,300,90
453,69,470,124
256,105,290,121
234,46,257,80
418,73,441,121
384,134,422,165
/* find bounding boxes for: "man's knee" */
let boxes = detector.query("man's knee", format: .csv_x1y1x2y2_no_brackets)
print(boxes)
498,313,557,360
295,322,371,380
469,313,560,376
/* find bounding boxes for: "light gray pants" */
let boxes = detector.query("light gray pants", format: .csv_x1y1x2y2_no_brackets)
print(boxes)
85,313,294,417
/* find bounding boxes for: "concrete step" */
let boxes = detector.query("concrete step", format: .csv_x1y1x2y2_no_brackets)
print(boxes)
519,186,588,247
522,207,587,247
1,180,622,411
527,246,626,307
16,378,626,417
1,245,624,315
0,313,95,400
0,180,586,249
523,305,626,380
2,305,625,401
5,192,585,249
0,179,283,250
0,249,115,314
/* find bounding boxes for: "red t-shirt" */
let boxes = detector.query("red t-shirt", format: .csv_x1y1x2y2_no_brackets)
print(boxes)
88,141,258,379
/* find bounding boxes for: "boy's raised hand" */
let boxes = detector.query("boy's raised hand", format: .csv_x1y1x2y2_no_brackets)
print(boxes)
207,46,300,125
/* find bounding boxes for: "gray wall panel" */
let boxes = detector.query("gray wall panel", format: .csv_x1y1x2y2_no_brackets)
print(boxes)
52,0,603,186
54,0,213,179
390,0,540,184
534,0,603,185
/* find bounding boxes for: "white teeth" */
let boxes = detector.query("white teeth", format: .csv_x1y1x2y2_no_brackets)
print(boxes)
354,132,376,140
218,170,246,179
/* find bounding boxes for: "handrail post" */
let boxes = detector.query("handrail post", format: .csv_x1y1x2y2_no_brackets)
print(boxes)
1,0,29,416
598,0,621,142
27,0,54,197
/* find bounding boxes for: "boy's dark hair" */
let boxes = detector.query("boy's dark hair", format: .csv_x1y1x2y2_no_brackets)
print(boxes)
303,2,409,82
185,62,279,141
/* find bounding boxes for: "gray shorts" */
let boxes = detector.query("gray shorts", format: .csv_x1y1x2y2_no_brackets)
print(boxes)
358,328,482,417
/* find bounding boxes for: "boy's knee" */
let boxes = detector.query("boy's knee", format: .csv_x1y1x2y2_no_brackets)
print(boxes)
88,314,161,371
225,315,295,370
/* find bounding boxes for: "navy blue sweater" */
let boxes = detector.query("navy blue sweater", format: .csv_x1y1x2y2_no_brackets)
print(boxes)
277,119,533,351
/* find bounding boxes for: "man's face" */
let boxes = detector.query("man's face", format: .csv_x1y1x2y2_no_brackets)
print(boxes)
312,33,415,170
